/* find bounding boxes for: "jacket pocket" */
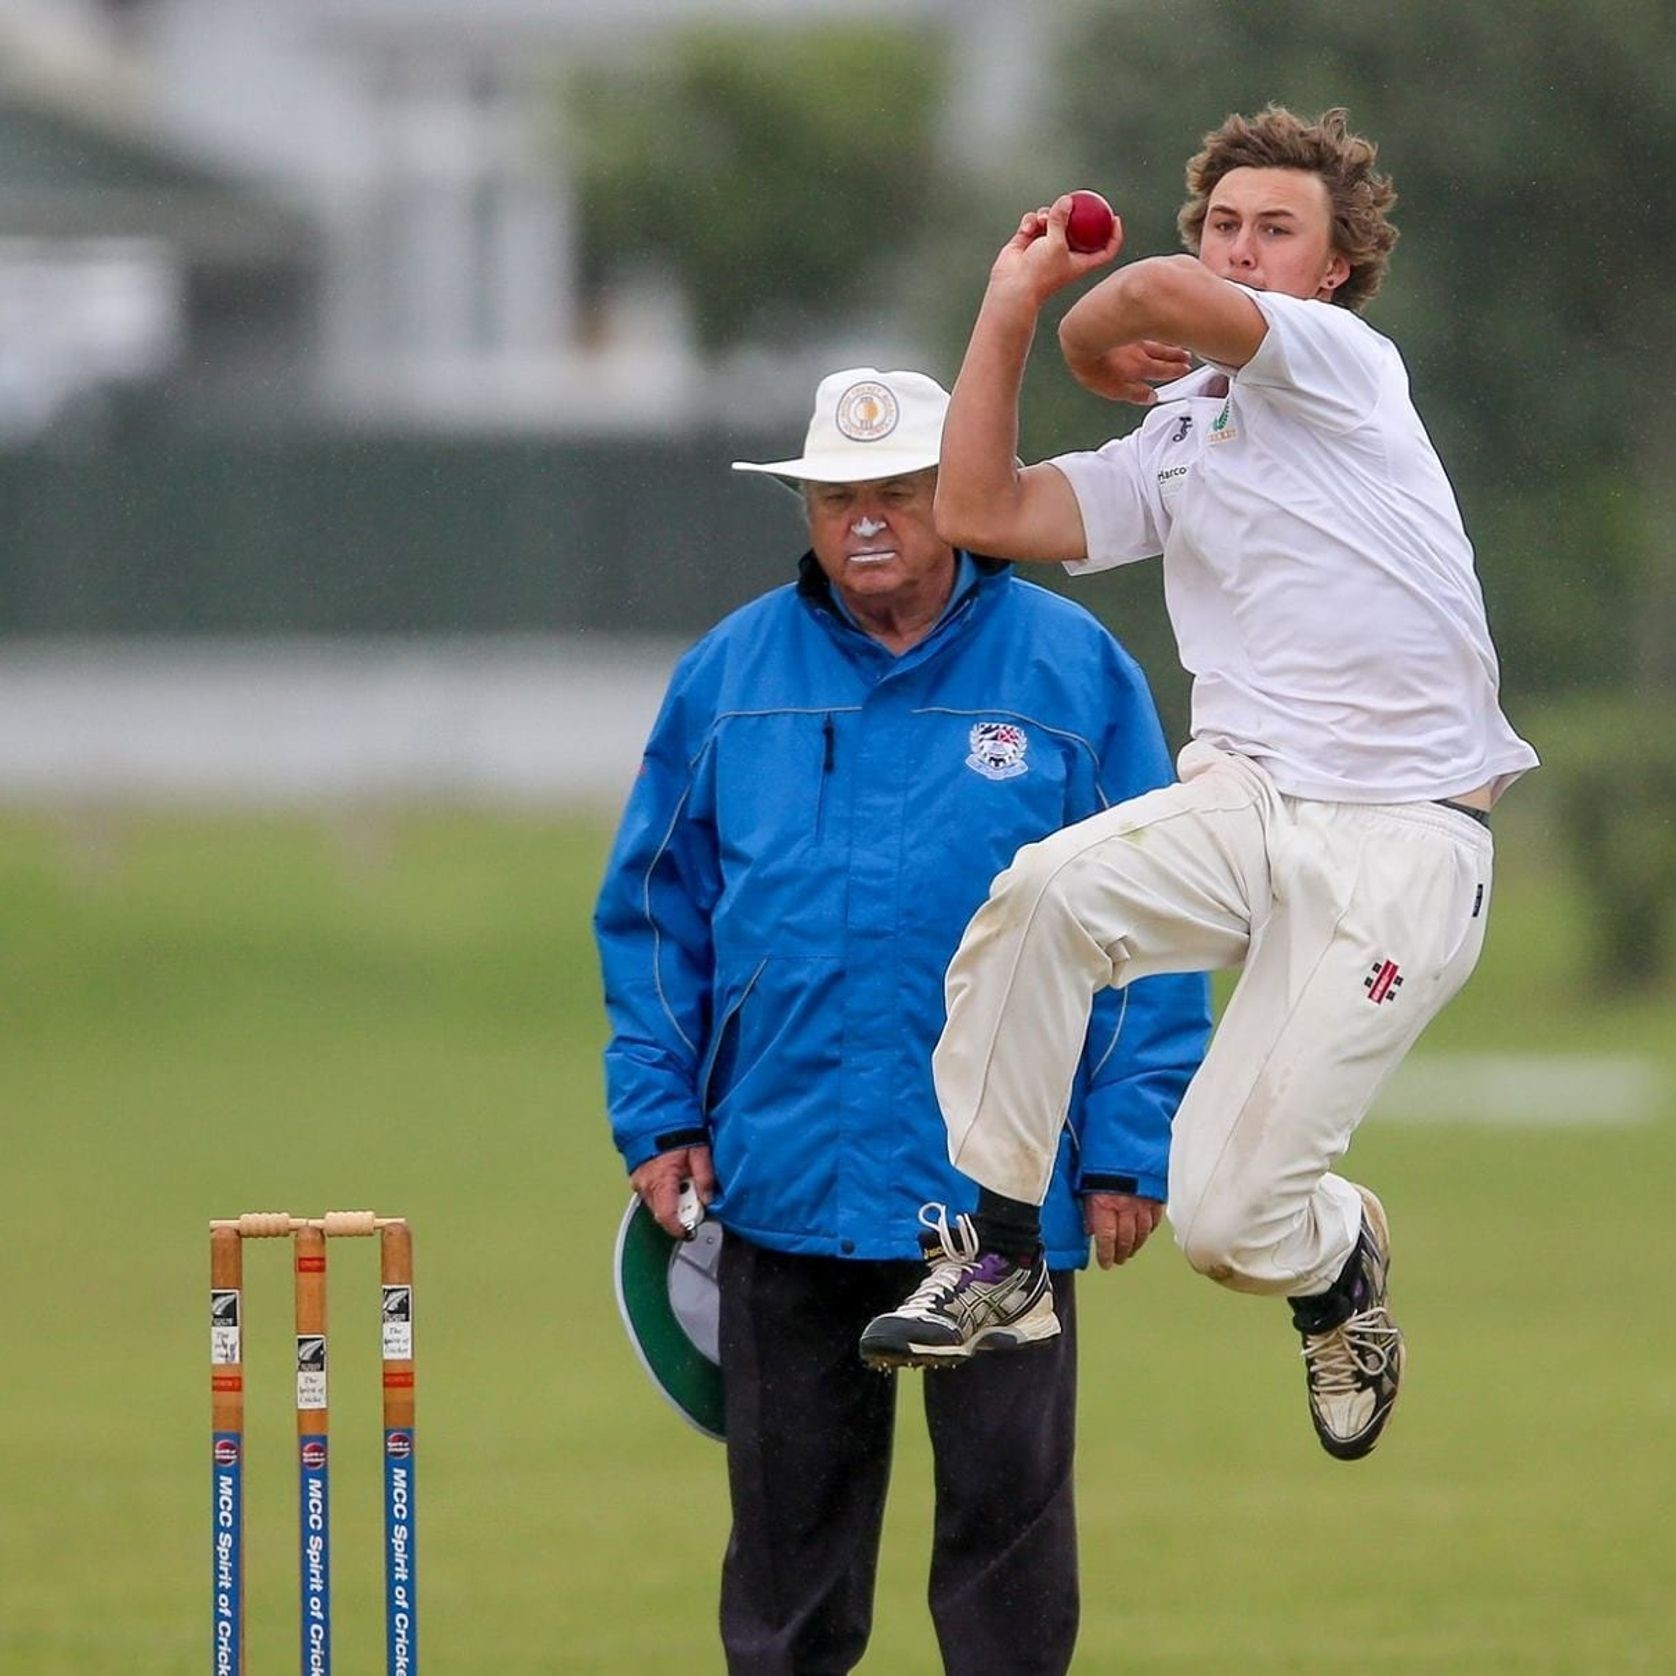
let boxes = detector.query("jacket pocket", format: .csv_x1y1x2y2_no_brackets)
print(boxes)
699,957,767,1116
815,714,835,842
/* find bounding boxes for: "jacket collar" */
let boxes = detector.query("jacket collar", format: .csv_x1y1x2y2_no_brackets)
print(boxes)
795,550,1007,630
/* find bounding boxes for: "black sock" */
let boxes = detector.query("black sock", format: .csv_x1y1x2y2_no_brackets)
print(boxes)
972,1187,1041,1264
1288,1233,1369,1333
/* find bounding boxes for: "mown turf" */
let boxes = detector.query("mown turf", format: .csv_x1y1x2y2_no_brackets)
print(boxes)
0,805,1670,1673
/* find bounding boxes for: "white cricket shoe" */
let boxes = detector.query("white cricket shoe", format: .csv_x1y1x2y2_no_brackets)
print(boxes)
1293,1186,1406,1461
858,1204,1059,1370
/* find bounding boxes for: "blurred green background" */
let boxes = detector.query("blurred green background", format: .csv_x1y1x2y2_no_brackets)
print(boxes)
0,802,1672,1674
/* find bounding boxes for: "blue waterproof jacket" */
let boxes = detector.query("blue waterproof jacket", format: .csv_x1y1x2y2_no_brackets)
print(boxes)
595,555,1210,1269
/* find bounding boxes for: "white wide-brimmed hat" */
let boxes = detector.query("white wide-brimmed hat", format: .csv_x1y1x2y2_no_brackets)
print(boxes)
732,367,949,484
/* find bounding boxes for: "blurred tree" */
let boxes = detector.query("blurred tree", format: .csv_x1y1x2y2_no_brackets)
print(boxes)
1040,0,1675,703
1034,0,1676,986
569,23,947,351
1537,695,1676,989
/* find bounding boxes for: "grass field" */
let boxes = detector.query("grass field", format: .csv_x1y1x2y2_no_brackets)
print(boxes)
1,804,1671,1673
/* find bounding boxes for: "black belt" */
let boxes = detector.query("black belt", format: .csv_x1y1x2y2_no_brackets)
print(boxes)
1434,799,1490,826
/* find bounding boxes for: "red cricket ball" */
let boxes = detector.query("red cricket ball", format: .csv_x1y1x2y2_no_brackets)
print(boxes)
1065,190,1115,254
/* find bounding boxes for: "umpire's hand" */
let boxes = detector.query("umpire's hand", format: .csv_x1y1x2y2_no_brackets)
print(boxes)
1082,1192,1165,1269
631,1145,716,1239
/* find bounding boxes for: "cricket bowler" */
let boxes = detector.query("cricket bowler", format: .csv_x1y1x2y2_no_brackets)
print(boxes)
861,106,1538,1462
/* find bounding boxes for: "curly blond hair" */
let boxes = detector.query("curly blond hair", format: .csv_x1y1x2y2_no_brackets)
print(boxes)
1177,106,1398,312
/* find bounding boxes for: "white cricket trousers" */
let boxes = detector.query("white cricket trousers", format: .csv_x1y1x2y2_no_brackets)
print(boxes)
935,742,1495,1298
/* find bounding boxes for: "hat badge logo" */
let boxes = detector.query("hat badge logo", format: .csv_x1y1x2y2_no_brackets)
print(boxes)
835,381,899,442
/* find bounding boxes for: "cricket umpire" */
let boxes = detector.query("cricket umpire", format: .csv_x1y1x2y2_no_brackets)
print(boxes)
595,366,1209,1676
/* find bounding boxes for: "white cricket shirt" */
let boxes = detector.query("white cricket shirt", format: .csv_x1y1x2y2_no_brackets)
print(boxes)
1052,287,1538,804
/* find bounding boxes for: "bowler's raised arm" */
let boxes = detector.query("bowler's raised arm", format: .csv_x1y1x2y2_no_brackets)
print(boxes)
933,197,1114,564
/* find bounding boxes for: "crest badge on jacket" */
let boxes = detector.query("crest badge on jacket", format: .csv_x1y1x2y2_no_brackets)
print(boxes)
966,721,1030,782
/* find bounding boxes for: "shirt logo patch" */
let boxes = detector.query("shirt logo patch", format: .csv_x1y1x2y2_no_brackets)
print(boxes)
1207,396,1238,445
834,380,899,442
966,722,1029,782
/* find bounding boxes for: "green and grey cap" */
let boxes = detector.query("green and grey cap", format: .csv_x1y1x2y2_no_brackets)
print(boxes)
613,1194,724,1441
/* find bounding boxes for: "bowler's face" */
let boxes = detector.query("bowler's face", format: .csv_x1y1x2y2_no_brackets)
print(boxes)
1197,166,1351,302
804,470,954,606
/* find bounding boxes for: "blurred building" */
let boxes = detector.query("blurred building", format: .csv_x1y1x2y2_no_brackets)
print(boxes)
1,0,1054,439
0,0,317,440
0,0,1064,803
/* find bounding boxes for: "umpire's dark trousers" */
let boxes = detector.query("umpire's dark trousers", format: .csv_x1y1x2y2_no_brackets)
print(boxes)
718,1237,1079,1676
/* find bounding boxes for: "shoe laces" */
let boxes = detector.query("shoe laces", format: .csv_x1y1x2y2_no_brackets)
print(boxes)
1302,1306,1401,1396
898,1204,981,1312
